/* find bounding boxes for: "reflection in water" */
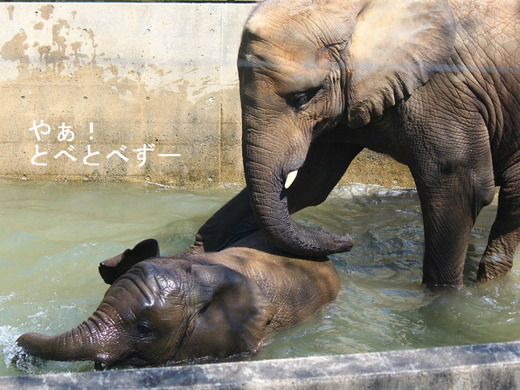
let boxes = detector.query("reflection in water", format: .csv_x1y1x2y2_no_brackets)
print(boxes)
0,180,518,375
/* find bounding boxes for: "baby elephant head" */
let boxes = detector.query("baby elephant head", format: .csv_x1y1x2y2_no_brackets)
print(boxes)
16,240,274,368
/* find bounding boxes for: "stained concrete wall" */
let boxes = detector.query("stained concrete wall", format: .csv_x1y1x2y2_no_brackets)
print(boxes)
0,2,413,188
2,342,520,389
0,2,251,186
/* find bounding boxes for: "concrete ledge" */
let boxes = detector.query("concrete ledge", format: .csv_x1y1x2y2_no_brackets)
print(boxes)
2,342,520,389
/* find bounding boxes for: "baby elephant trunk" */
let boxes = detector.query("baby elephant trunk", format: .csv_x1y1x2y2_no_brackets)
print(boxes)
16,321,102,363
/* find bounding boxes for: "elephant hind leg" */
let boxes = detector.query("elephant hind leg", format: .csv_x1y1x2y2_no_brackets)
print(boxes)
478,164,520,280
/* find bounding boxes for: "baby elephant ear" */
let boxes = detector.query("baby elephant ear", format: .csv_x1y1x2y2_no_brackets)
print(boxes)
179,264,274,361
347,0,456,128
98,239,160,284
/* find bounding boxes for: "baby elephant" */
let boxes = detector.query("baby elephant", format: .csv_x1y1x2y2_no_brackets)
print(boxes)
15,231,340,369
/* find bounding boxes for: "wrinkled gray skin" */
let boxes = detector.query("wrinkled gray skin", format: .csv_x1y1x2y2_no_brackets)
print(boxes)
194,0,520,288
15,231,340,369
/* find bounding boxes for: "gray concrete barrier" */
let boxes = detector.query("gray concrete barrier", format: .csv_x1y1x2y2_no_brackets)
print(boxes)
1,342,520,389
0,2,413,187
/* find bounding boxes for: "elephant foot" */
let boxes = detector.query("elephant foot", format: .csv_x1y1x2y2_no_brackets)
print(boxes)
477,253,513,281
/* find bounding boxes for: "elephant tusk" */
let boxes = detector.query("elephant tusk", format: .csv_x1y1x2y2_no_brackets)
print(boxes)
284,170,298,189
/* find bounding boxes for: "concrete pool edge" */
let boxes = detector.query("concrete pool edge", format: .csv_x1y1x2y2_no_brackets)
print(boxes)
1,342,519,389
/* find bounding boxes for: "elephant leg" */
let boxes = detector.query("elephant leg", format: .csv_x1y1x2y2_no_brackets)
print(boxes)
408,122,495,287
193,138,362,253
478,165,520,280
415,170,495,287
191,188,258,252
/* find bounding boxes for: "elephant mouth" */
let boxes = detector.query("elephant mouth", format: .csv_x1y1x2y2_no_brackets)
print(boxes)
94,360,138,371
94,361,108,371
93,353,150,371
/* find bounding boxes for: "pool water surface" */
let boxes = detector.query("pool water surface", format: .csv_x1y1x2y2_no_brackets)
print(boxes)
0,179,519,376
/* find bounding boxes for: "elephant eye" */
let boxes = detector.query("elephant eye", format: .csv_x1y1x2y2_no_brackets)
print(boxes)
287,86,321,109
136,322,154,337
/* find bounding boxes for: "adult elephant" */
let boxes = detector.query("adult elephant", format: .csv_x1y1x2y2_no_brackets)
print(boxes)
194,0,520,288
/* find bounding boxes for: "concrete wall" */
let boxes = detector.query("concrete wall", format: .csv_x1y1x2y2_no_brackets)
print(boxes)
2,342,520,388
0,2,413,188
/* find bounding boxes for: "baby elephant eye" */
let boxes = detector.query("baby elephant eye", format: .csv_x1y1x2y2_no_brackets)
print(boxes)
287,87,321,109
136,322,154,336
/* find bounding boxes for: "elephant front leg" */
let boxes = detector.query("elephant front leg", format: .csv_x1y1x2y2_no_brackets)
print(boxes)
286,141,363,213
419,190,474,287
478,166,520,280
412,160,495,288
192,139,362,253
191,188,258,252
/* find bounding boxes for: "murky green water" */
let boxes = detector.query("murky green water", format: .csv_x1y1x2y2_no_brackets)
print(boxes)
1,179,519,376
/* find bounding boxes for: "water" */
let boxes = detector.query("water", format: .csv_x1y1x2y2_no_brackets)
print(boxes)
0,179,519,376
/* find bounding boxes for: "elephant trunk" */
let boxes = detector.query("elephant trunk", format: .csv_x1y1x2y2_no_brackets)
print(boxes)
242,126,354,258
16,313,115,365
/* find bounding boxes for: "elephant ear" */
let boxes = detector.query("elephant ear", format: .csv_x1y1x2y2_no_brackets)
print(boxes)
178,264,275,361
98,239,160,285
347,0,456,128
